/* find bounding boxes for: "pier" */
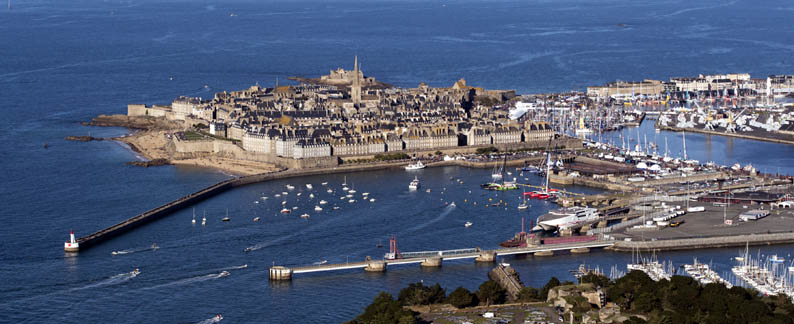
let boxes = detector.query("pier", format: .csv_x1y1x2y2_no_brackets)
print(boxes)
268,240,615,280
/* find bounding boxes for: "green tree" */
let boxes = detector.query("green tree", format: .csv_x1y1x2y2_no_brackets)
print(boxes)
516,287,540,302
579,273,610,288
446,286,477,308
356,292,416,324
397,282,445,306
476,280,506,306
540,277,561,300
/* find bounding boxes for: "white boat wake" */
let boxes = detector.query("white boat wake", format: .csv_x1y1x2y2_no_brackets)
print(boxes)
70,269,140,291
195,315,223,324
111,243,159,256
141,271,229,291
407,205,454,232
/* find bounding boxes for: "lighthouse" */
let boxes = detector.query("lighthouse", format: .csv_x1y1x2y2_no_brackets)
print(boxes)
64,230,79,252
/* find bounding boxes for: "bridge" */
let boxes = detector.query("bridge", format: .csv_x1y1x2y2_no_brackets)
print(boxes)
268,239,615,280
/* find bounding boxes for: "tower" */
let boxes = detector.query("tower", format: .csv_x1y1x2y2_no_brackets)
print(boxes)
351,56,361,107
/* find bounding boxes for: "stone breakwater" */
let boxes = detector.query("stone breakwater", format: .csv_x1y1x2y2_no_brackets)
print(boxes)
656,124,794,146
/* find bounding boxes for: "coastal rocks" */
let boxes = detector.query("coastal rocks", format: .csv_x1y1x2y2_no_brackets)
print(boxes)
126,158,171,168
66,135,103,142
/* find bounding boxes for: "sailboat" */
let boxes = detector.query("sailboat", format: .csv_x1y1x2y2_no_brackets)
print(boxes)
201,210,207,226
192,208,196,225
222,209,230,222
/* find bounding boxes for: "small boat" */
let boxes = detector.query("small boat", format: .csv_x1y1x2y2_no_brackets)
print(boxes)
314,206,323,212
321,182,328,186
327,188,333,193
769,255,785,263
300,213,310,219
409,178,420,190
332,206,340,210
348,199,356,203
297,192,302,196
214,314,223,322
253,217,260,222
131,268,141,276
405,160,426,170
362,192,369,196
280,208,290,214
319,200,327,205
285,185,295,190
449,202,456,207
192,208,196,225
340,196,346,200
282,191,288,195
274,194,281,197
151,243,159,251
261,196,268,200
465,221,473,227
201,210,207,226
370,198,376,202
222,217,230,222
306,184,313,189
219,271,230,277
517,202,528,210
309,193,315,198
292,206,298,210
313,260,328,265
342,186,349,191
346,194,353,198
426,189,431,193
254,201,259,204
282,201,287,205
349,189,357,194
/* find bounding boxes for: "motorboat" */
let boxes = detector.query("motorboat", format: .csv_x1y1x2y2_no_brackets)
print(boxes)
219,271,230,277
409,176,420,190
370,198,376,202
321,182,328,186
449,202,456,207
292,206,298,210
253,217,260,222
306,184,313,189
349,189,357,194
131,268,141,277
282,201,287,205
332,206,340,210
201,211,207,226
285,185,295,190
464,221,473,228
313,260,328,265
517,201,529,210
533,207,600,231
319,200,327,205
280,208,291,214
314,206,323,212
327,188,333,193
405,160,426,170
300,213,310,219
348,199,356,203
309,193,314,198
362,192,369,196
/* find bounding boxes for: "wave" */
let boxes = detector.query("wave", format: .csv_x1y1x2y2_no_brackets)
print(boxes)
654,0,737,18
432,36,512,45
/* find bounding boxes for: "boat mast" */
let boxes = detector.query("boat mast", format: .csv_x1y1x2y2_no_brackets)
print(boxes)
682,131,687,160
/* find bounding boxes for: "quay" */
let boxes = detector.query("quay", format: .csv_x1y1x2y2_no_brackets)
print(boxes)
268,240,614,280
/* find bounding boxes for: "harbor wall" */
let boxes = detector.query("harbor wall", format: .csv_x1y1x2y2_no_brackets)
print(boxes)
608,232,794,252
657,124,794,146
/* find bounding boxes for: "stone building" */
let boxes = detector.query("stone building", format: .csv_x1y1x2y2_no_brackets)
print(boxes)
293,139,331,159
172,96,202,120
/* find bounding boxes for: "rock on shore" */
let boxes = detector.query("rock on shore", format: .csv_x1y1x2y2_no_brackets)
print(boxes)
126,158,171,168
66,135,102,142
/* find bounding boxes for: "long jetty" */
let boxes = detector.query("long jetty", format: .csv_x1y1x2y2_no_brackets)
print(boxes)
268,240,614,280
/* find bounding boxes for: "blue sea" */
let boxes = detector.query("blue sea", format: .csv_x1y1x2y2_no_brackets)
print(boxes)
2,0,794,322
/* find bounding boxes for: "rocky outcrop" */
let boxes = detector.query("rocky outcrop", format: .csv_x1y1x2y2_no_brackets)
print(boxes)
66,136,103,142
83,114,182,130
126,158,171,167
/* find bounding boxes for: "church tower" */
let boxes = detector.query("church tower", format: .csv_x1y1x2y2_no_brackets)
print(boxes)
351,56,362,107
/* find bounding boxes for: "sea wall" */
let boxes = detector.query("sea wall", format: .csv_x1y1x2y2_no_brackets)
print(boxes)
609,232,794,252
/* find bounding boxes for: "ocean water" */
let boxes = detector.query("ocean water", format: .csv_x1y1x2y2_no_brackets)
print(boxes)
2,0,794,322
